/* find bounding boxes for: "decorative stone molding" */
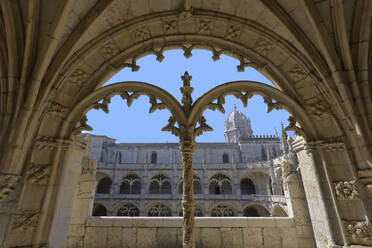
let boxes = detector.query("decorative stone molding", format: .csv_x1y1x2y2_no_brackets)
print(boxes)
344,220,372,244
198,20,212,34
27,163,52,184
283,116,305,137
34,136,71,150
263,97,284,113
236,59,265,72
12,210,39,230
48,101,68,114
334,180,359,200
307,137,345,152
67,68,87,85
99,40,119,58
163,20,178,34
288,64,307,81
73,115,92,135
133,26,151,41
225,25,241,40
308,100,329,118
255,39,273,55
0,174,20,201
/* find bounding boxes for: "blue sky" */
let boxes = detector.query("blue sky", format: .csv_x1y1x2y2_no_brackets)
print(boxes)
86,49,291,143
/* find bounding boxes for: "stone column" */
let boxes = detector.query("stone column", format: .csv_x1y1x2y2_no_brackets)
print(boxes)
47,138,89,247
66,157,97,247
292,137,341,247
180,139,195,248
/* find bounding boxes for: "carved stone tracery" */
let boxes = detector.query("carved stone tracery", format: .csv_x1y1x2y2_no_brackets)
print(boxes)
0,174,20,201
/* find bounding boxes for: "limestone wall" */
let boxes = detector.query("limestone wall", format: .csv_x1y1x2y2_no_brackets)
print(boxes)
68,217,315,248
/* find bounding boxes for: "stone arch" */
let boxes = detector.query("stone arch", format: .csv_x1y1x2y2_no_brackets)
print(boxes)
243,204,270,217
149,174,171,194
96,174,112,194
209,174,232,195
240,178,256,195
120,174,141,194
210,202,236,217
92,203,107,216
272,205,288,217
145,202,172,217
115,202,140,216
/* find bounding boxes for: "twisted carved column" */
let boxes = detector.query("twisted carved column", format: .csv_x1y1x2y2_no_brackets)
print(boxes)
180,139,195,248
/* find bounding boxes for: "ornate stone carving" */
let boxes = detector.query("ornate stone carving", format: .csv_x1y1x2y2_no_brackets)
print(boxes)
180,71,193,113
307,137,345,152
232,91,253,107
0,174,19,201
73,115,92,135
255,39,273,55
12,210,39,230
120,92,141,106
263,97,284,113
67,68,87,85
117,58,140,72
133,26,150,41
198,20,212,34
344,220,372,243
288,64,307,81
163,20,177,34
236,59,265,72
162,116,180,137
284,116,305,137
92,97,111,113
182,45,194,58
207,96,226,113
152,47,165,62
308,100,329,118
34,136,71,150
99,40,119,58
334,180,359,200
27,163,52,184
225,25,241,40
195,116,213,137
48,101,68,113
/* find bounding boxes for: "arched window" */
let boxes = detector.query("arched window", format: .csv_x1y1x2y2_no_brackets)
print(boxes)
179,206,203,216
240,178,256,194
243,205,270,217
120,174,141,194
209,174,232,194
149,174,171,194
222,153,229,163
96,177,112,194
92,203,107,216
211,204,235,217
117,203,140,216
179,176,202,194
151,151,157,164
147,204,171,216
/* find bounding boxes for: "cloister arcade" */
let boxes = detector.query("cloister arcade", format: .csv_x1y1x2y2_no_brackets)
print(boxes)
1,1,372,247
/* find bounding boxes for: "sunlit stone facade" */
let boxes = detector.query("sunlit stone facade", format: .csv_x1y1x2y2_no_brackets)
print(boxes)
90,108,290,217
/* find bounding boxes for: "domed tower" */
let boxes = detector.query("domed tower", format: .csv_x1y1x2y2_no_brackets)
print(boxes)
224,105,253,143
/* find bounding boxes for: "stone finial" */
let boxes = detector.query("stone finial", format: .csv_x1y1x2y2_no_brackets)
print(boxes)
180,71,193,113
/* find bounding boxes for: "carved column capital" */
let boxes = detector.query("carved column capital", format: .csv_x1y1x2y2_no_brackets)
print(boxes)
344,219,372,245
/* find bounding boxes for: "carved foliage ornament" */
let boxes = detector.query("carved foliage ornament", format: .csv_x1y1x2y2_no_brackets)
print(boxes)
12,210,39,230
225,25,241,40
163,20,177,34
334,180,359,200
27,163,51,184
0,174,20,201
344,220,372,243
284,116,305,137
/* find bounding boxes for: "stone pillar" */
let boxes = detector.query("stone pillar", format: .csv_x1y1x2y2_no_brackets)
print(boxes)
180,139,195,248
47,138,89,248
66,157,97,247
292,137,343,247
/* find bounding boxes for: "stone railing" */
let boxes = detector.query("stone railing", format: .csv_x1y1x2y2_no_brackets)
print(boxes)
66,217,315,248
